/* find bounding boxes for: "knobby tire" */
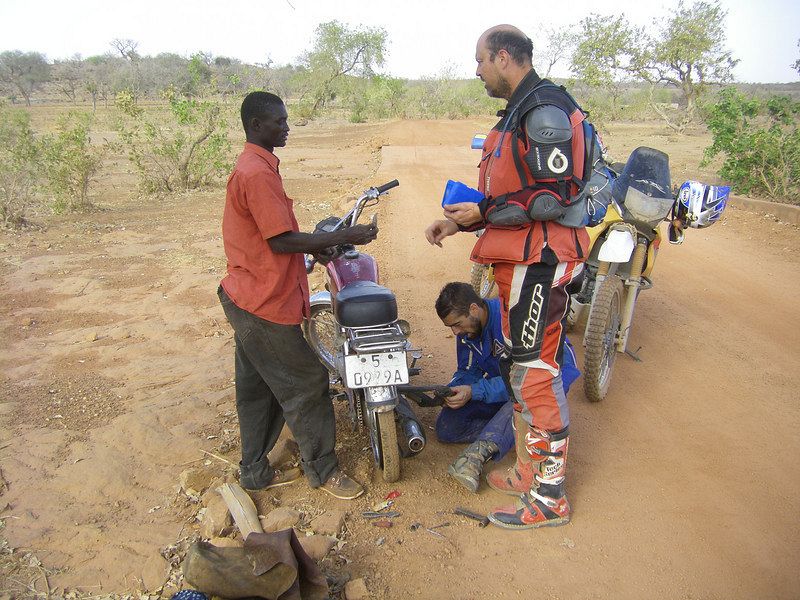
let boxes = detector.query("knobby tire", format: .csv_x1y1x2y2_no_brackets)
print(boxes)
583,276,624,402
470,263,496,299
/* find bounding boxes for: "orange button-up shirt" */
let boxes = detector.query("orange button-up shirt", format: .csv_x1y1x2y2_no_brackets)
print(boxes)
220,143,310,325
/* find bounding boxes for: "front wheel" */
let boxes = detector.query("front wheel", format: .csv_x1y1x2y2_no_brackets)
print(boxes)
470,263,496,299
583,275,624,402
376,410,400,483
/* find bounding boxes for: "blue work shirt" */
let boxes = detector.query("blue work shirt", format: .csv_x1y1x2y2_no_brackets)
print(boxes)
449,298,509,404
448,297,580,403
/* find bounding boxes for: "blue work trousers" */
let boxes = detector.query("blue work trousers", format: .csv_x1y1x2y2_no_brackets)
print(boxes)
435,400,514,460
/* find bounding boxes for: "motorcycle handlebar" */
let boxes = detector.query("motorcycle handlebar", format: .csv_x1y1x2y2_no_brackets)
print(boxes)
307,179,398,273
375,179,399,194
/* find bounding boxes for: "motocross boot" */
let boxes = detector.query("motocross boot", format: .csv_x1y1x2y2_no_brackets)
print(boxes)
447,439,500,493
485,410,535,495
488,426,571,529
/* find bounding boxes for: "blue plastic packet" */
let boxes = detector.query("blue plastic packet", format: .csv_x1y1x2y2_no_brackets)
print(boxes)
471,134,487,149
441,180,484,207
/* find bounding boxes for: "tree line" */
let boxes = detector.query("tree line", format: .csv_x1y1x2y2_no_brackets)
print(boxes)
4,1,784,127
1,1,798,228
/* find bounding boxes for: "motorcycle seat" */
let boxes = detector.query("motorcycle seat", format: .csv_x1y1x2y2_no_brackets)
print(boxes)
335,281,398,327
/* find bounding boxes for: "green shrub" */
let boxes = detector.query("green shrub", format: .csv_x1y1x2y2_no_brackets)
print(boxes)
41,111,102,213
703,87,800,203
0,102,40,227
114,89,233,193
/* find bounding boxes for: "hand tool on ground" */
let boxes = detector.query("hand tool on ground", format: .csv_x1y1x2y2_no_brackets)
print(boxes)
453,506,489,527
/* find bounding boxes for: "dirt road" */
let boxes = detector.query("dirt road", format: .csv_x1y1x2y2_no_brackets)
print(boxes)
1,117,798,599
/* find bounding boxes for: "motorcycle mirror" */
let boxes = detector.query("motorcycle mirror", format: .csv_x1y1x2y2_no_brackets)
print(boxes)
397,319,411,336
668,221,685,245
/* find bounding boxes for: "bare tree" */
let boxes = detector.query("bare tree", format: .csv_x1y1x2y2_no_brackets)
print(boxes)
534,26,576,79
110,39,141,98
110,38,140,62
83,54,119,110
52,55,84,104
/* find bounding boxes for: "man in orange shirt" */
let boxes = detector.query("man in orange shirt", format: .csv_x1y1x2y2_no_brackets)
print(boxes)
218,91,377,499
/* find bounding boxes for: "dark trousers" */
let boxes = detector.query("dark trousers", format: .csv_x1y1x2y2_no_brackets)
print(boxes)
218,286,337,488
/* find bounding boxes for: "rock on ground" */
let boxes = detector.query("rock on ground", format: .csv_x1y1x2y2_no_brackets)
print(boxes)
311,509,346,536
208,536,243,548
140,552,167,592
179,467,216,497
297,534,337,561
199,494,232,538
344,577,369,600
259,507,301,532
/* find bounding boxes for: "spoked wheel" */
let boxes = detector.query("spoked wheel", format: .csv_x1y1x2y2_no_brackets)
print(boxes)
376,410,400,483
470,263,496,299
583,276,624,402
303,303,337,372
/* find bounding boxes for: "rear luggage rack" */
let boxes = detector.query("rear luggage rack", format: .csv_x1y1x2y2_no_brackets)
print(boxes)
348,323,406,353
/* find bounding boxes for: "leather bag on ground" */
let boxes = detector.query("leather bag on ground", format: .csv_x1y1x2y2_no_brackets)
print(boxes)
183,529,327,600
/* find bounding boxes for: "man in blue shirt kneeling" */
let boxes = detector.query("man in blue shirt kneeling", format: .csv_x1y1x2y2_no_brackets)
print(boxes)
435,282,579,492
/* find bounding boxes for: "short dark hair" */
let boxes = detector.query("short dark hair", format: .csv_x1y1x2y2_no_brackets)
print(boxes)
435,282,484,320
485,29,533,66
240,91,284,131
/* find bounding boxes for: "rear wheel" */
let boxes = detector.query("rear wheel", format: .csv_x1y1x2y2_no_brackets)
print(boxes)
376,411,400,483
583,276,624,402
303,303,337,372
470,263,496,299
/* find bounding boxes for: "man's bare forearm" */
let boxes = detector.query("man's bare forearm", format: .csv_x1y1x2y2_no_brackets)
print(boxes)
268,226,375,254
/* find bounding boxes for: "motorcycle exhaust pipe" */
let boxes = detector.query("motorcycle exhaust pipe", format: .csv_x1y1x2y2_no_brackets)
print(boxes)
400,416,426,454
395,394,426,454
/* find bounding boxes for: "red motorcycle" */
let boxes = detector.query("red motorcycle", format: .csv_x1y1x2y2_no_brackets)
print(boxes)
304,180,428,482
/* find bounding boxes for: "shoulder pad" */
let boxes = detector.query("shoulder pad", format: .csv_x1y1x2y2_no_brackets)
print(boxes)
524,105,571,144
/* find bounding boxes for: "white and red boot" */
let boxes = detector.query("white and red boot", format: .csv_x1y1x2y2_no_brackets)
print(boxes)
488,425,571,529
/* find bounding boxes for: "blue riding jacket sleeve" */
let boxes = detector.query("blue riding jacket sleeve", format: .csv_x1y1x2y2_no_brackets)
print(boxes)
448,298,509,405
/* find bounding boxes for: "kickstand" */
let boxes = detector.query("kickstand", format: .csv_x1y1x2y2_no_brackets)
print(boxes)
625,346,643,362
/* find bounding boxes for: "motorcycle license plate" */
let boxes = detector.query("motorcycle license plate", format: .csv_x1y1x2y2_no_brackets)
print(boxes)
344,352,409,389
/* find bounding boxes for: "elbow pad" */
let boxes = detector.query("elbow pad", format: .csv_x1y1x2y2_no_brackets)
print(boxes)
527,191,566,221
524,105,573,180
483,190,567,226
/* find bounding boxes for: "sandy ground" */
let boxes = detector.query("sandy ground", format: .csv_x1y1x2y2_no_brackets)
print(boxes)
1,116,799,600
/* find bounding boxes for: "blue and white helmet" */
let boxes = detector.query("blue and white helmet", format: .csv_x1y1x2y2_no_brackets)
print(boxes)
675,181,730,228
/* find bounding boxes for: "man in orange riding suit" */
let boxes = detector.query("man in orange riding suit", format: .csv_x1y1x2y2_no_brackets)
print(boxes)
426,25,589,529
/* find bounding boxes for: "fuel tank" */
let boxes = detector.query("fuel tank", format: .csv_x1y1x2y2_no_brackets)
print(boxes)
327,251,397,327
326,250,379,295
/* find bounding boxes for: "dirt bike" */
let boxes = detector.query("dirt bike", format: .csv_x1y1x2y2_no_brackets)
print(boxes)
303,180,429,483
568,146,693,402
464,143,721,404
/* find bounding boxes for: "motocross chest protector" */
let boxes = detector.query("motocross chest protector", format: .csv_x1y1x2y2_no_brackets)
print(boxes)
480,78,590,204
473,77,591,266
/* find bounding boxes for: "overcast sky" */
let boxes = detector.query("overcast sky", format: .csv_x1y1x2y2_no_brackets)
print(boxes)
1,0,798,83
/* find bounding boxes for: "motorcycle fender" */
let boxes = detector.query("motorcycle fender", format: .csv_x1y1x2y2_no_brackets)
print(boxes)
365,386,398,411
309,290,332,308
597,229,635,263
